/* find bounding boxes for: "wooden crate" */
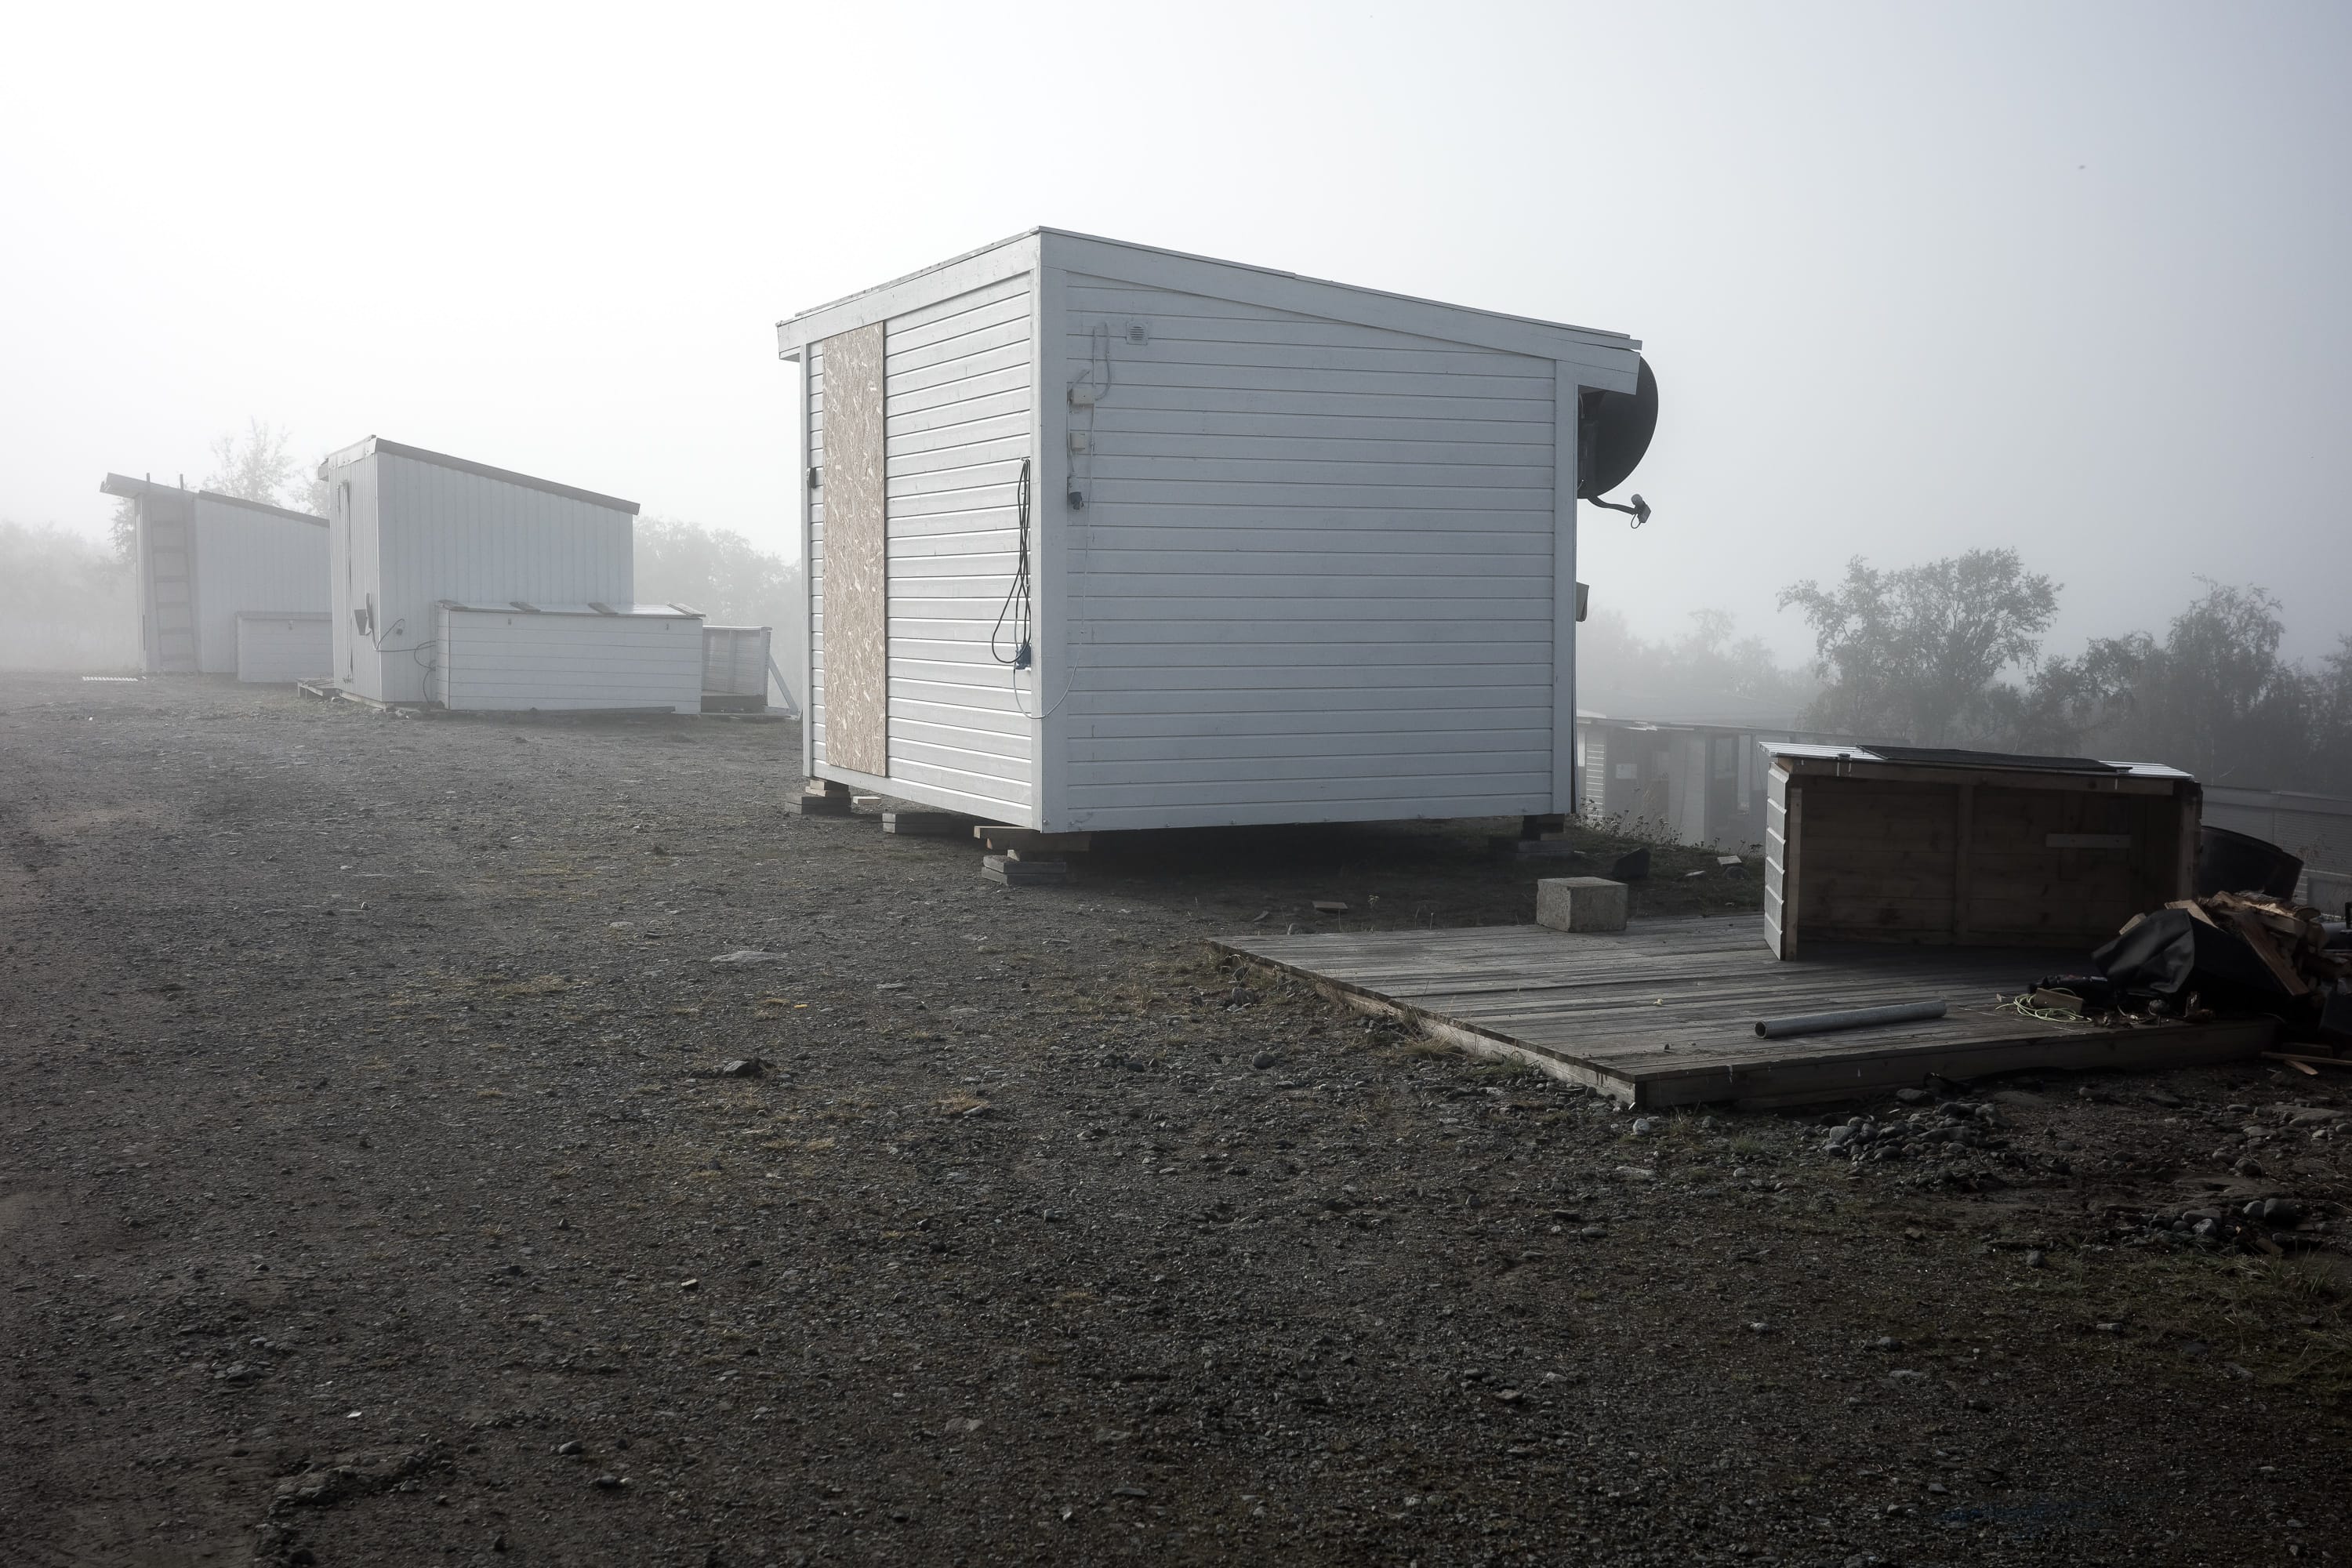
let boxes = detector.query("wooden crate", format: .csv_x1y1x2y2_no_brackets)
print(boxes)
1762,746,2199,958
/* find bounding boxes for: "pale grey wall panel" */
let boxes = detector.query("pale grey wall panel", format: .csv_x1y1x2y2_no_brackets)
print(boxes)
234,612,331,683
878,272,1033,818
189,498,328,673
437,607,702,712
1053,270,1559,830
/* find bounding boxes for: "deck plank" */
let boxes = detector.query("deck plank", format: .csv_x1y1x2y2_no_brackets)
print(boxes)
1214,916,2273,1108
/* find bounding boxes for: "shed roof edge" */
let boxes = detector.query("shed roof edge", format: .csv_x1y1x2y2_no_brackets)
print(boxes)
100,473,327,526
774,227,1639,370
316,439,641,514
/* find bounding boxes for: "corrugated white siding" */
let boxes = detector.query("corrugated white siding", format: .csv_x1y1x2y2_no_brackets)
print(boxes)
808,339,826,759
436,608,703,712
328,459,383,699
235,613,331,683
703,625,771,698
1055,274,1559,829
319,451,634,704
881,274,1033,818
190,499,328,673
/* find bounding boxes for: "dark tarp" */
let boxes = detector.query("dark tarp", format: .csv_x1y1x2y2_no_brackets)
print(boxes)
2091,907,2292,1006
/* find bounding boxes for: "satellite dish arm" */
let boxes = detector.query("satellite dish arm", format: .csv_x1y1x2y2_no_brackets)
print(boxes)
1586,493,1652,528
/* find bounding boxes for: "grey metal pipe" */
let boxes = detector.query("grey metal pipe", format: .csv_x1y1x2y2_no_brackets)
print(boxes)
1754,1000,1947,1040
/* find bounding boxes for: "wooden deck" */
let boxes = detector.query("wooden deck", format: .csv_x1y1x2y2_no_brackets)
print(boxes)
1213,916,2275,1108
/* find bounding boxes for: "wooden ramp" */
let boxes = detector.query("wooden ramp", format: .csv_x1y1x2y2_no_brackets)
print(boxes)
1213,916,2274,1108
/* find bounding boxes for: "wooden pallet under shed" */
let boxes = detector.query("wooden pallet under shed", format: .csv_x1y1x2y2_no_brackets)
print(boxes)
1214,916,2275,1108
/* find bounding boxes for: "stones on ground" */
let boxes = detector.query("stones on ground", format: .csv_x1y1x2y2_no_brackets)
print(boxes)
717,1058,765,1078
2024,1249,2046,1269
1312,901,1348,914
1251,1051,1276,1070
554,1439,583,1455
1894,1087,1933,1105
1631,1117,1656,1137
708,949,781,967
593,1472,624,1490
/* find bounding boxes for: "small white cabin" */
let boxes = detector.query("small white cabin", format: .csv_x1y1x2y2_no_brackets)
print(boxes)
316,437,639,706
100,474,328,675
776,228,1647,833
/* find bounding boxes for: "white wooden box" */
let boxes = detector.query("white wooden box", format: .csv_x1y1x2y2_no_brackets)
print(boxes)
432,601,704,713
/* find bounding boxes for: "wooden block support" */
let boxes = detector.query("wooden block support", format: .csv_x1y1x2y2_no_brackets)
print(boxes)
884,810,978,837
1536,877,1628,934
975,826,1093,854
982,854,1068,887
792,779,855,816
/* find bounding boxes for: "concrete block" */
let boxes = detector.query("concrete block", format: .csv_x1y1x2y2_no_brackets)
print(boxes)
1537,877,1628,934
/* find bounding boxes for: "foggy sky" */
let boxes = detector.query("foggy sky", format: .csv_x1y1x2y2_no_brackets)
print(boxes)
4,1,2347,666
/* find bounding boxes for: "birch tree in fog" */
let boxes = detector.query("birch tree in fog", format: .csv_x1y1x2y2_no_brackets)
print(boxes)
204,419,305,506
1780,549,2059,745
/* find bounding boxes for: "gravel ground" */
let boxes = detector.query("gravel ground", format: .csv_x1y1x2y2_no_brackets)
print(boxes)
3,671,2348,1568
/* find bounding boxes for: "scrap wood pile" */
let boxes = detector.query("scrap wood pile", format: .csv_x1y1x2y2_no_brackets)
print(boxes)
2012,891,2352,1055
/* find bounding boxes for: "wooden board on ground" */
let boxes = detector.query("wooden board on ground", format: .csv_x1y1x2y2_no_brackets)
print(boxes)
1213,916,2274,1109
983,854,1067,887
884,810,978,837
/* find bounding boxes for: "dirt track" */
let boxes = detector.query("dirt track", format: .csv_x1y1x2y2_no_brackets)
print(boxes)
2,672,2347,1567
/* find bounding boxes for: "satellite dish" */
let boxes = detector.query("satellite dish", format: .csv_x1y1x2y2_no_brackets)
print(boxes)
1577,354,1658,502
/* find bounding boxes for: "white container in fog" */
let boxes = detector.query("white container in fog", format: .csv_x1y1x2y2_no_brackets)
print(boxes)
702,625,773,710
100,475,329,674
316,438,637,706
775,228,1644,832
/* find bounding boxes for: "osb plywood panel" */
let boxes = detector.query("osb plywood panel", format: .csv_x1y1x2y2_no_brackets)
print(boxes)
824,321,888,776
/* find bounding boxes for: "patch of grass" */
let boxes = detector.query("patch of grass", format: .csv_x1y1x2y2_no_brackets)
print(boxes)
475,1088,505,1100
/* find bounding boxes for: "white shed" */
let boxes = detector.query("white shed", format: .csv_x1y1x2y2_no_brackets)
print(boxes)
776,229,1650,833
317,437,640,706
100,474,329,675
